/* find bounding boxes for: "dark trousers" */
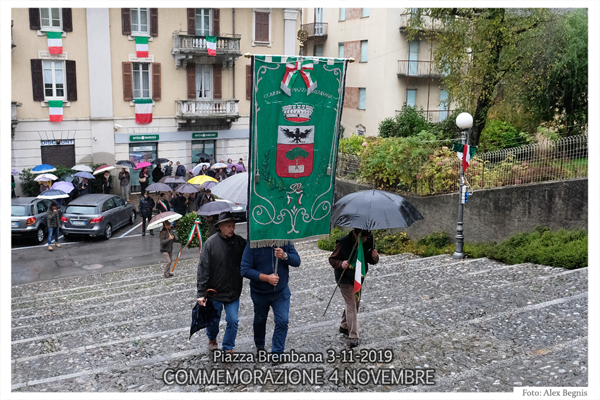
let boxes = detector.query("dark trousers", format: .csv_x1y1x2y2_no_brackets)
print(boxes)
140,181,149,196
250,286,291,354
141,215,153,234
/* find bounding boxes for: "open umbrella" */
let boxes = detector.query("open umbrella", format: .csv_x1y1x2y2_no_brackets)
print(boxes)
116,160,136,168
11,168,19,176
227,163,246,172
159,176,185,184
210,162,228,169
331,189,424,231
146,211,183,231
74,171,95,179
190,289,220,339
93,165,115,175
174,183,200,194
152,157,170,165
37,189,69,199
195,153,212,160
197,201,232,216
200,181,217,190
34,173,59,182
32,164,56,174
210,172,248,205
51,181,75,193
59,173,75,183
71,164,93,173
145,182,172,192
135,161,152,170
188,175,217,185
191,163,211,175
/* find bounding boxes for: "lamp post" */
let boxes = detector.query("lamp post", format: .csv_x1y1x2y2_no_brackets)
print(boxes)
452,112,473,259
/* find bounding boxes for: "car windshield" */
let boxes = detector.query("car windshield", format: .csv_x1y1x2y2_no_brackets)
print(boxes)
11,205,28,217
65,205,97,215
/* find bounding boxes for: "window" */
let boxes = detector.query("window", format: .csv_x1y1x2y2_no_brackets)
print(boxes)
43,60,65,99
362,8,369,17
196,64,212,99
40,8,61,30
340,8,346,21
314,44,324,57
132,63,150,99
338,43,344,58
359,88,366,110
131,8,149,35
439,90,449,122
37,201,49,214
408,41,419,76
315,8,324,35
102,198,116,212
406,89,416,107
192,140,216,164
196,8,211,36
360,41,368,62
253,10,271,44
114,197,125,207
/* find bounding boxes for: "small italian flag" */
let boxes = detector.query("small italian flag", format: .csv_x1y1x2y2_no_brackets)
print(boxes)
134,98,153,124
452,143,477,171
47,32,63,54
48,100,63,122
135,37,149,58
206,36,217,56
353,235,366,298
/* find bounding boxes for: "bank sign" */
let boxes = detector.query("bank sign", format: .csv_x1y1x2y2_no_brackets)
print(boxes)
130,135,159,142
192,132,218,139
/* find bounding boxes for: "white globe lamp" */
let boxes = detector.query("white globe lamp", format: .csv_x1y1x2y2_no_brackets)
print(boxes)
456,112,473,130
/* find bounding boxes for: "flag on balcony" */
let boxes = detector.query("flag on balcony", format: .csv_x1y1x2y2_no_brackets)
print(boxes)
48,100,63,122
452,143,477,171
206,36,217,56
135,98,153,124
135,37,149,58
47,32,63,54
247,55,349,247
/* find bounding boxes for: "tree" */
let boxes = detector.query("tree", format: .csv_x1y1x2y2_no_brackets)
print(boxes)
378,105,432,138
286,147,309,169
406,8,557,145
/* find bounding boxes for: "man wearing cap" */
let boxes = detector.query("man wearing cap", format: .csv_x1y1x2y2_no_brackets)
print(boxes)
240,242,301,363
196,212,247,353
329,228,379,348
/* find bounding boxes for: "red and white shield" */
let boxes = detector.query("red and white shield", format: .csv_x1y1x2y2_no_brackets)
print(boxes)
276,125,314,179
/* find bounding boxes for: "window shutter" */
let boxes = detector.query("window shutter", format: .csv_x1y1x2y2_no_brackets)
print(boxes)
246,65,252,100
29,8,41,31
66,60,77,101
152,63,161,101
121,8,131,36
150,8,158,37
122,62,133,101
213,65,222,99
30,59,44,101
62,8,73,32
256,12,269,42
187,8,195,34
212,9,220,36
187,63,196,99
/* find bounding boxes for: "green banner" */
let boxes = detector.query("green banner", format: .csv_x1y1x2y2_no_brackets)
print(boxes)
248,55,348,247
130,134,159,142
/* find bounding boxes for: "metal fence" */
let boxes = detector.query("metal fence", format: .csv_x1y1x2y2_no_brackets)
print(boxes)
338,134,588,196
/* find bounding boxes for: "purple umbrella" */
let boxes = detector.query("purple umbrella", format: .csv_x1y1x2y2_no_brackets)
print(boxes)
227,163,246,172
11,168,19,176
174,183,200,194
51,181,75,193
146,182,172,192
200,181,217,190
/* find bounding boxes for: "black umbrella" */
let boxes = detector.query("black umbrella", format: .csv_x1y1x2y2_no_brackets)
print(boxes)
145,182,172,192
174,183,200,194
195,153,212,160
331,189,424,231
152,157,170,165
159,176,185,184
116,160,136,168
190,289,220,339
197,200,232,216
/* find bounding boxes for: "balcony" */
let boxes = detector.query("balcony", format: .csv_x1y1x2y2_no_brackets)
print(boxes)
397,60,442,78
175,99,239,121
399,13,444,31
11,102,21,138
300,23,328,44
172,31,242,69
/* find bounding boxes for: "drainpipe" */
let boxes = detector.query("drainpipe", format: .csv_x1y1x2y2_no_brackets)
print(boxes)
232,8,235,99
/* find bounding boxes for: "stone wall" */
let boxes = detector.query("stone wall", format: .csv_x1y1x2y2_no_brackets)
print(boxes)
334,178,588,243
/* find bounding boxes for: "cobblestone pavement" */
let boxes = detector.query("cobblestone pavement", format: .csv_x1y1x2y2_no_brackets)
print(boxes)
11,240,587,393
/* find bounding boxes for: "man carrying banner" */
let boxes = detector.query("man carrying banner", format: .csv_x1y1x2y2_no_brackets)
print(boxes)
329,228,379,348
196,211,247,353
240,242,301,363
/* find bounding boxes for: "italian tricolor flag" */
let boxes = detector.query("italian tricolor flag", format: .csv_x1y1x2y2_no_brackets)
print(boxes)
452,143,477,171
47,32,63,54
135,37,149,58
206,36,217,56
353,235,366,297
48,100,63,122
135,98,153,124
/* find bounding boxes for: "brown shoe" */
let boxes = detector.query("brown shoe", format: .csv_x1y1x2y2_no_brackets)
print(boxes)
48,246,53,251
55,243,61,248
207,339,218,351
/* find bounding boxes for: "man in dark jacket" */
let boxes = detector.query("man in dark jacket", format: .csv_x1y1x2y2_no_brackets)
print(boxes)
77,178,91,196
139,192,155,236
152,164,164,184
156,192,170,214
328,228,379,348
171,192,187,216
196,212,247,352
46,202,62,251
175,161,186,178
163,161,173,177
240,241,301,361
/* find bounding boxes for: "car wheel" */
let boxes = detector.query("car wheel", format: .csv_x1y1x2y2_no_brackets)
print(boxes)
129,211,136,225
103,224,112,240
35,226,45,244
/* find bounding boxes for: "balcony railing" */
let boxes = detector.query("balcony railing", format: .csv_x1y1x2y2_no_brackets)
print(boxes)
395,109,453,123
397,60,442,78
176,99,239,120
172,31,241,69
301,23,328,38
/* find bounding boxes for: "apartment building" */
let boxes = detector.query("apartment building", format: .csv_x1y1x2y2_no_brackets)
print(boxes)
11,7,300,193
301,7,454,137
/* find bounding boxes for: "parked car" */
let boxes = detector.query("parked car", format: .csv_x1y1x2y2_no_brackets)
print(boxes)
215,199,246,222
11,197,65,244
61,194,136,240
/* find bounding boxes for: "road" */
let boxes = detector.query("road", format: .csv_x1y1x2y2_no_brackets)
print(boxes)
11,221,247,286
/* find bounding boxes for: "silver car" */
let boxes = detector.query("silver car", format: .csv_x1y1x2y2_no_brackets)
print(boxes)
61,194,137,239
11,197,64,244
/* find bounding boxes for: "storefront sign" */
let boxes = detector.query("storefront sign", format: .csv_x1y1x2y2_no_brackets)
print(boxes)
40,139,75,146
192,132,218,139
130,135,159,142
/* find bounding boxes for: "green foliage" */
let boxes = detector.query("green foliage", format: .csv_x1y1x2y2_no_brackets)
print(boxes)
285,147,309,161
479,120,535,153
430,110,463,141
415,146,460,195
175,213,209,249
317,227,346,251
338,134,367,155
378,106,433,138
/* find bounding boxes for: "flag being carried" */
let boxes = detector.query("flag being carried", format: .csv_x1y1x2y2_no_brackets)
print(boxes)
353,234,366,298
452,143,477,171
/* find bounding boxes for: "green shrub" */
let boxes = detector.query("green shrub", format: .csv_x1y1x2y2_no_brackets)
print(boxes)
338,134,367,155
175,212,209,249
479,119,536,153
379,105,432,138
317,227,346,251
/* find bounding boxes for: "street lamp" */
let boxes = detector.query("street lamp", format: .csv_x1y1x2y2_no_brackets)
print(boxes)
452,112,473,259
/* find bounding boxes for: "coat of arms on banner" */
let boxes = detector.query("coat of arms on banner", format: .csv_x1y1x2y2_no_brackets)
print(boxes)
277,123,314,178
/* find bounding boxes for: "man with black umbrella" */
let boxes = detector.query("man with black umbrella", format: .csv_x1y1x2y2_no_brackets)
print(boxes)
328,228,379,348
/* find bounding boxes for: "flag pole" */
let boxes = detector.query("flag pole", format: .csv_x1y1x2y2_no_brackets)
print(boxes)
322,239,359,316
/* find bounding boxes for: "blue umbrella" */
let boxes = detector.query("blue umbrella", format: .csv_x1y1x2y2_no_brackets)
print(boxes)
37,189,69,199
32,164,56,174
74,171,95,179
